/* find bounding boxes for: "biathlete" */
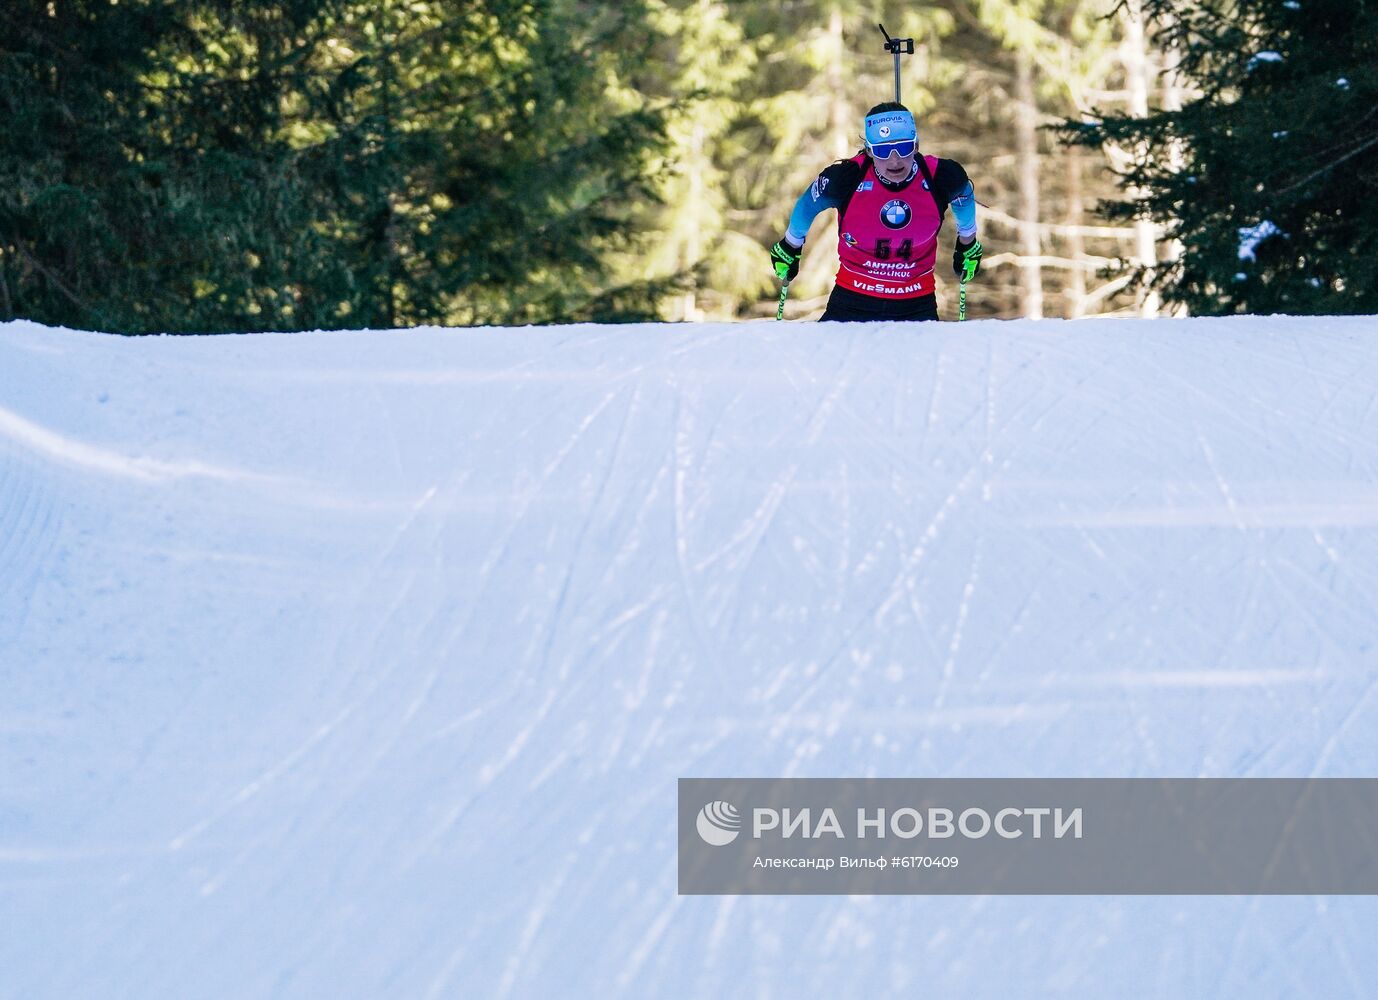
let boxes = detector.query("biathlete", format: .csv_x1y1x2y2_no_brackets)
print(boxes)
769,102,983,322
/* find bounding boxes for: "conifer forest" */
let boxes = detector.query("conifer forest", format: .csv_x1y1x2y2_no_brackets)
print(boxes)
2,1,1375,332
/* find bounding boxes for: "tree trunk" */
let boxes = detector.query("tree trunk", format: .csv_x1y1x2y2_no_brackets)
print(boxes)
1064,145,1087,318
1121,2,1160,317
828,7,850,159
1015,48,1044,319
681,118,705,322
1159,9,1187,315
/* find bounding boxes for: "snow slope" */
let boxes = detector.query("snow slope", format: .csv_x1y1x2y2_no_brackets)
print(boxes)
2,315,1377,999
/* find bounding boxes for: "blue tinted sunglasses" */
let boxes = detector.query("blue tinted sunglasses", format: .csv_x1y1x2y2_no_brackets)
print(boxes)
868,138,915,159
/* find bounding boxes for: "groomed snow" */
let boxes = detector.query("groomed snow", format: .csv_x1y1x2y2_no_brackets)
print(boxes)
3,316,1377,998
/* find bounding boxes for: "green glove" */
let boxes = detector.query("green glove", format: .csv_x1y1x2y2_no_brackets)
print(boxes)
953,236,983,281
770,239,802,283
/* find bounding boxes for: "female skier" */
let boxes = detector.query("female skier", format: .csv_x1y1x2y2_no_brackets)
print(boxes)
769,102,982,322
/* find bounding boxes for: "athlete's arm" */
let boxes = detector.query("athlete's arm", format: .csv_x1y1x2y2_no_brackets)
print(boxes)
933,160,978,240
784,161,864,247
950,182,977,240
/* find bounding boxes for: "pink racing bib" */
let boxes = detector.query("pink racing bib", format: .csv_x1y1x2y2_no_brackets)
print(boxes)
835,154,943,299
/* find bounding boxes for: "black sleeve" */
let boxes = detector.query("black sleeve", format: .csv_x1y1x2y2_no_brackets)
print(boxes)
784,158,865,248
930,158,971,212
816,158,865,209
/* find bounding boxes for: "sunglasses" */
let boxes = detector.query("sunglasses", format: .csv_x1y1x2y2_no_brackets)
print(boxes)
868,138,916,159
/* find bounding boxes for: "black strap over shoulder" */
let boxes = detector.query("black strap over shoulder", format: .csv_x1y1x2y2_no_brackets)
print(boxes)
914,155,945,219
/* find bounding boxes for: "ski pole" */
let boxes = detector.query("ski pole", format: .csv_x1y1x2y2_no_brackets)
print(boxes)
776,281,790,321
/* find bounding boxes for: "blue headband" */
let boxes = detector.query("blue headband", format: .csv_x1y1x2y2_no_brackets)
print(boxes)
864,110,917,147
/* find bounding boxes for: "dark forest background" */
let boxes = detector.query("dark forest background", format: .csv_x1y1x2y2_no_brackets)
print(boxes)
2,0,1374,332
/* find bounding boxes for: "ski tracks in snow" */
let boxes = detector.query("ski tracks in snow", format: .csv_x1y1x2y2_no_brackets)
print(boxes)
6,319,1378,998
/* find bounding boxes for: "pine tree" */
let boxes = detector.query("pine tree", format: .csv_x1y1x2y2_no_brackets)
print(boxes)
343,0,672,326
629,0,755,321
0,1,671,333
1067,0,1378,315
0,2,369,333
962,0,1157,319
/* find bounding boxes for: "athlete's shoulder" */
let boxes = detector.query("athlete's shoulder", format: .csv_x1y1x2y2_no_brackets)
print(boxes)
931,157,971,199
816,154,867,197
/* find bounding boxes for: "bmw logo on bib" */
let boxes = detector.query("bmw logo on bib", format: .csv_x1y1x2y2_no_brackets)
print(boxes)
880,199,911,230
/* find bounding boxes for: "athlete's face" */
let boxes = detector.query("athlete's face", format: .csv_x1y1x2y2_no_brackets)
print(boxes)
876,147,915,183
